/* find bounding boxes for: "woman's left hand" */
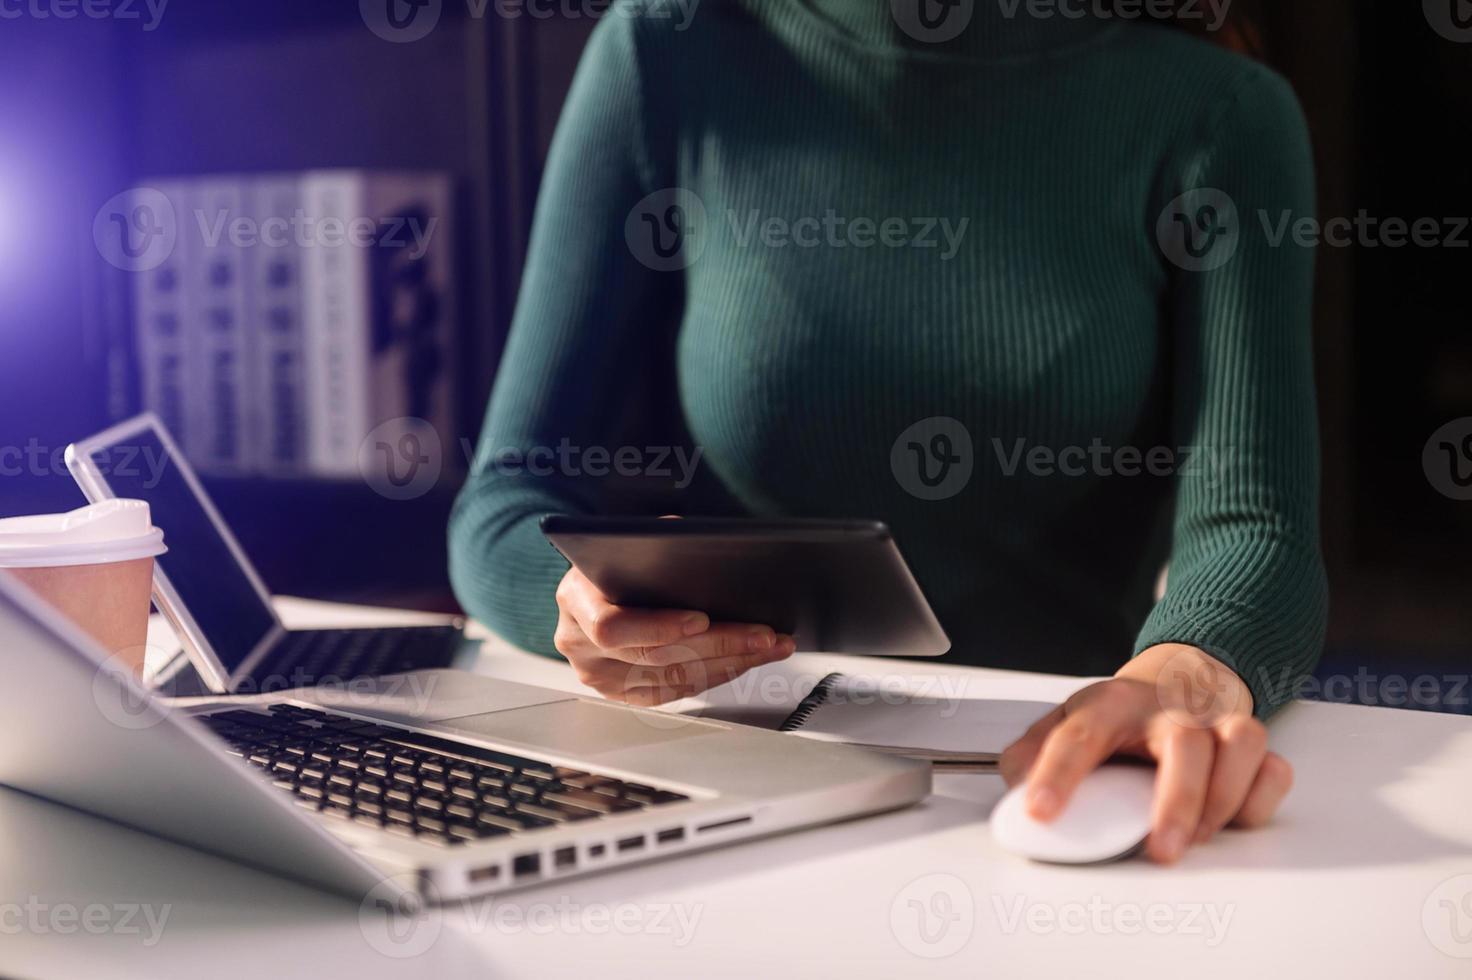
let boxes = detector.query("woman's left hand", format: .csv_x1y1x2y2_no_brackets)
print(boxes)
998,643,1293,864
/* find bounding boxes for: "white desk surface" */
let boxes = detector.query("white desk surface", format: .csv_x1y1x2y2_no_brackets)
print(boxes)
5,597,1471,980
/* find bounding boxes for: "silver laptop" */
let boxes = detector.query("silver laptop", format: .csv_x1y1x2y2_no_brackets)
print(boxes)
65,413,474,697
0,572,930,903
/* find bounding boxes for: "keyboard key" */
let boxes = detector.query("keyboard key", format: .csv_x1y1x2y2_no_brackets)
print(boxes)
476,812,523,833
558,773,603,789
514,801,582,823
219,705,687,849
533,799,601,822
543,789,638,814
504,812,554,831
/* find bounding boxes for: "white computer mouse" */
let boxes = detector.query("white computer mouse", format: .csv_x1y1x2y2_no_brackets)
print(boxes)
990,764,1155,864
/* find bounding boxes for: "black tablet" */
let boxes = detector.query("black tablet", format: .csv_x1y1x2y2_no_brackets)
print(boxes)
540,516,949,657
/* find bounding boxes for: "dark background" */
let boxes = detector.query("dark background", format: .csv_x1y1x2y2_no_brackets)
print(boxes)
0,0,1468,710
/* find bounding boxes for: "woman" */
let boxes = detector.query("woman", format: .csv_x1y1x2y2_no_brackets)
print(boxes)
449,0,1327,864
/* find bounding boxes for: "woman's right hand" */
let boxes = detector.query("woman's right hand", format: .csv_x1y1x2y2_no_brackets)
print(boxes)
553,565,795,706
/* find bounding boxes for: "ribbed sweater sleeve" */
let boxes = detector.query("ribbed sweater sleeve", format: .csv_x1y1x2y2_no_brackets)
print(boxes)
447,12,661,654
1132,67,1329,718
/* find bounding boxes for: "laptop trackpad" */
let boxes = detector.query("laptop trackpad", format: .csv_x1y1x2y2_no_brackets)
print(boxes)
300,671,572,724
437,700,719,757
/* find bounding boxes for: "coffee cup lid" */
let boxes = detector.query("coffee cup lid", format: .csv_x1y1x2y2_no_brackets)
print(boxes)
0,499,168,568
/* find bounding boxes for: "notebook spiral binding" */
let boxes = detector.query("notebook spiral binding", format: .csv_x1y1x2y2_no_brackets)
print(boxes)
778,672,846,732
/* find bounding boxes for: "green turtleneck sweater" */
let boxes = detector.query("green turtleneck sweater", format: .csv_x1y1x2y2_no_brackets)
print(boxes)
448,0,1328,716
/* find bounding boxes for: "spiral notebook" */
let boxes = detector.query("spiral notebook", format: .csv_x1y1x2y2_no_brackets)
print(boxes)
779,673,1057,770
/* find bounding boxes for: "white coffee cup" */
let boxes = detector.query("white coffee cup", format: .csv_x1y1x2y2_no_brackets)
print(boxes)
0,499,167,675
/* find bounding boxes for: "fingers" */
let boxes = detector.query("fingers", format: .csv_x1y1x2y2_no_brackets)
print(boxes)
577,632,795,696
1195,715,1268,843
558,573,710,650
613,649,794,705
605,623,783,667
1146,726,1215,864
1023,684,1139,821
1002,654,1293,865
998,705,1065,787
1229,751,1293,829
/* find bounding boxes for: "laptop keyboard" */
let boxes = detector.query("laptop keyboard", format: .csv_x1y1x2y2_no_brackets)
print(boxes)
254,627,461,687
200,704,690,847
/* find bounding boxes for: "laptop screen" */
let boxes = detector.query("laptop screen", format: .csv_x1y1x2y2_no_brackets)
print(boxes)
86,428,277,672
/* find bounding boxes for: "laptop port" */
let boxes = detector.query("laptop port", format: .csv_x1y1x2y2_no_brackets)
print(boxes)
469,865,501,883
588,843,606,859
554,846,577,870
656,827,685,845
513,853,541,878
616,835,645,852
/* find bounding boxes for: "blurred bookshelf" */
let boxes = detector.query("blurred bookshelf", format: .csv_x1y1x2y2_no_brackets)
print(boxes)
0,2,595,610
